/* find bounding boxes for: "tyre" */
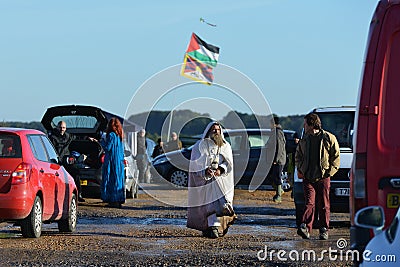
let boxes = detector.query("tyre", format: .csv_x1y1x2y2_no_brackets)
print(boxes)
169,169,188,187
126,184,133,199
126,178,139,199
58,194,77,233
133,182,138,198
21,196,42,238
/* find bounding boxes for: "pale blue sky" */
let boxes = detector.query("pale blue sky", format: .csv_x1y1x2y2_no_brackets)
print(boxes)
1,0,378,122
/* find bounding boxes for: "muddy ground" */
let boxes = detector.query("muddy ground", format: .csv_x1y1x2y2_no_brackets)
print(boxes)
0,183,353,267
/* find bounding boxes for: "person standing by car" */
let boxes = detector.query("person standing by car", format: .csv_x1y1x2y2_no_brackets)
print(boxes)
295,113,340,240
164,132,182,152
266,116,286,203
187,121,236,239
136,129,149,183
151,138,164,158
49,121,85,202
91,118,125,208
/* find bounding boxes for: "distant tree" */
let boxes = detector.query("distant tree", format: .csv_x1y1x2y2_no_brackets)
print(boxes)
0,121,46,132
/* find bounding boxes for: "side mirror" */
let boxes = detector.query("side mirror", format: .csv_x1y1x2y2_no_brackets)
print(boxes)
355,206,385,236
124,149,132,157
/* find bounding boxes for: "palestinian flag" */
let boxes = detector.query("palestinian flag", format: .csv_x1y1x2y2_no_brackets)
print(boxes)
186,33,220,68
181,54,214,85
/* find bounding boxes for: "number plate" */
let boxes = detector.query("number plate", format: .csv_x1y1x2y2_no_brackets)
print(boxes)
387,193,400,208
80,180,88,186
335,188,350,196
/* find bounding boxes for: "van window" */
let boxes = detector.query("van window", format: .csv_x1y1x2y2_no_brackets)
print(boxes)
317,112,354,149
381,30,400,146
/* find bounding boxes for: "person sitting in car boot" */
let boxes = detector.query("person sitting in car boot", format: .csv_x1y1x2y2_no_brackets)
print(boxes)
49,121,85,202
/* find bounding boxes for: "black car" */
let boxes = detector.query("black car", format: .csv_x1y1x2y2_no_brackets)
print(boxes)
152,129,296,189
41,105,141,199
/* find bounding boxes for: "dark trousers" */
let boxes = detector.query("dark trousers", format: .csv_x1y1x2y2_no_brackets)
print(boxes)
268,163,284,186
301,177,330,232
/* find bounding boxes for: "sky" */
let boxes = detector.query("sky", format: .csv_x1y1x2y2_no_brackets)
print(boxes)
0,0,379,123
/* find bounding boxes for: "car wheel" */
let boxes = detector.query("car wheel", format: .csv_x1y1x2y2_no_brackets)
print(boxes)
169,169,188,187
58,194,77,233
133,182,138,198
21,196,42,238
126,184,133,199
280,172,292,192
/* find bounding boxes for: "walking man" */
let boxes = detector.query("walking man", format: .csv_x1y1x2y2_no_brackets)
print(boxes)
295,113,340,240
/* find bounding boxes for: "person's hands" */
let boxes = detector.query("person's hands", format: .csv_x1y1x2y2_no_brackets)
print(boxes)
297,171,304,179
88,137,97,142
206,167,221,177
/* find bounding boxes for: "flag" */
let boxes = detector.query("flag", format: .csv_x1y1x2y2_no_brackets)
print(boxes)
185,33,219,68
181,54,214,85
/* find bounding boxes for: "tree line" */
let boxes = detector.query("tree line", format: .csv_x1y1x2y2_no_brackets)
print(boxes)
128,110,305,141
1,110,305,142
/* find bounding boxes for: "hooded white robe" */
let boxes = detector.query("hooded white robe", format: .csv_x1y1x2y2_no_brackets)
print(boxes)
187,122,236,233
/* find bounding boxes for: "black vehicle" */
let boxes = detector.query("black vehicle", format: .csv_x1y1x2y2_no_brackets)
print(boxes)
152,128,296,189
41,105,141,199
293,106,355,226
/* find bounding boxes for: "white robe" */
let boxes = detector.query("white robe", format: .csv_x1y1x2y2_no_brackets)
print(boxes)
187,122,235,232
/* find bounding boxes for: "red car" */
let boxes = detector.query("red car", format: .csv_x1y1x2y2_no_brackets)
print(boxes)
0,128,78,238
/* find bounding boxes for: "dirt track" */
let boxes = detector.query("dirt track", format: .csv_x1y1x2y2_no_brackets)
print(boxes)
0,185,352,267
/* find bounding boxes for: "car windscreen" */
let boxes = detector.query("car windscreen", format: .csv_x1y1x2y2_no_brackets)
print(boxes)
51,115,99,129
317,111,354,149
0,134,22,158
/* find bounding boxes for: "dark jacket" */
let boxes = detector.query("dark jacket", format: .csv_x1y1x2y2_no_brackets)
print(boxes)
152,145,164,158
273,125,287,166
49,129,75,160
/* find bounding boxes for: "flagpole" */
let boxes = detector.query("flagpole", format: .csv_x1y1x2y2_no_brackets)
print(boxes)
166,90,176,142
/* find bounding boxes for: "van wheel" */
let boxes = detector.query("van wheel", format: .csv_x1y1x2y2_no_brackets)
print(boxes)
21,196,42,238
58,194,77,233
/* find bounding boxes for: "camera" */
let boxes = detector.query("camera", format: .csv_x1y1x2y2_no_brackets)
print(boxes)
211,161,219,171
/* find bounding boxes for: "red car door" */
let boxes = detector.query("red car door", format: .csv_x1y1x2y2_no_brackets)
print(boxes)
28,135,58,219
41,135,70,217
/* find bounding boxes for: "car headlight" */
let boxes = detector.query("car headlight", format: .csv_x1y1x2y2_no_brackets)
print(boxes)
153,156,168,166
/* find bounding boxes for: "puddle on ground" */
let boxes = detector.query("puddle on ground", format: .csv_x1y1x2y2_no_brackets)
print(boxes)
76,216,296,236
